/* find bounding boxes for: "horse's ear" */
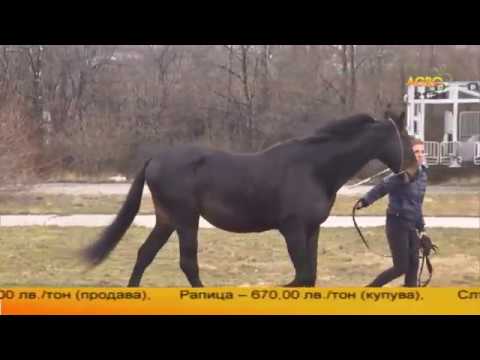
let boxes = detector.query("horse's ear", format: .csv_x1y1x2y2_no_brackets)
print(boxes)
386,110,406,130
384,103,392,118
384,103,394,120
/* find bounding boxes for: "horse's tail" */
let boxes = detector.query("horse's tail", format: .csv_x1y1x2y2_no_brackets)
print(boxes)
83,160,150,267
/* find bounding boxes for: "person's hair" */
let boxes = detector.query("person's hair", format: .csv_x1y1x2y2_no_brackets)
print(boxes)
410,137,424,146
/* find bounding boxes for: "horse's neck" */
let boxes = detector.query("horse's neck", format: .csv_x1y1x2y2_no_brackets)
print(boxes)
265,126,389,193
315,130,388,194
334,146,377,191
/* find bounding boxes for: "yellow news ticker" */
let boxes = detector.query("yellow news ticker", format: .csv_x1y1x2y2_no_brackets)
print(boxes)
1,287,480,315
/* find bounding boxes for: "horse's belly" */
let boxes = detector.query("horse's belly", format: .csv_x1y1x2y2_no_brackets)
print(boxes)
200,202,273,233
204,216,271,233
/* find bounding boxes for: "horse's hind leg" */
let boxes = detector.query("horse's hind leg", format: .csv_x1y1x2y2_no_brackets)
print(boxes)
177,220,203,287
128,224,174,287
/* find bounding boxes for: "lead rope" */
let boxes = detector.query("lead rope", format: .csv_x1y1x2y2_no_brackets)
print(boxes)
352,200,391,258
417,234,438,287
350,118,404,260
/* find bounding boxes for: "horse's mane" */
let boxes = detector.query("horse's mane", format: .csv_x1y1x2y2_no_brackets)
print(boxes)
313,113,376,139
263,113,377,152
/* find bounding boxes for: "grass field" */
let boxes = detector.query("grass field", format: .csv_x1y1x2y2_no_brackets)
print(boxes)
0,226,478,288
1,192,479,216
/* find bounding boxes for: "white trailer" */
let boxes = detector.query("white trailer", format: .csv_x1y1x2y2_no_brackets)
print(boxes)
404,81,480,167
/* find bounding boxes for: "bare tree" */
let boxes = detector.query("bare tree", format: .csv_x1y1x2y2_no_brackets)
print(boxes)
213,45,274,150
3,44,480,182
0,96,41,189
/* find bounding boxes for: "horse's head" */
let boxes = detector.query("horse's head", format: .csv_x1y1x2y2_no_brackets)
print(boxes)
377,110,418,177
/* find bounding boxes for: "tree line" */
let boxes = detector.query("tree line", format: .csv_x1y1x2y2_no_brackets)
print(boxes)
1,45,479,185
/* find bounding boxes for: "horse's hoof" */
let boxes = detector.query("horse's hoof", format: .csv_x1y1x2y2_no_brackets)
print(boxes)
282,282,316,288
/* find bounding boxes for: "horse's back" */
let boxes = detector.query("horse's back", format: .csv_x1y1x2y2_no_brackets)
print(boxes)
143,145,206,184
143,144,284,229
144,144,257,193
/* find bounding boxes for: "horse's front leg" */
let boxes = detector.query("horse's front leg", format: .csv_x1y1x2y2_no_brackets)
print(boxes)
279,222,318,287
305,225,320,285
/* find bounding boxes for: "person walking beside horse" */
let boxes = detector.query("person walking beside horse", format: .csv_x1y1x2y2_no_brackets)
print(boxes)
355,138,430,287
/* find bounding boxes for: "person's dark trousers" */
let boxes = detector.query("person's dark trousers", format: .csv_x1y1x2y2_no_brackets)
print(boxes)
367,215,420,287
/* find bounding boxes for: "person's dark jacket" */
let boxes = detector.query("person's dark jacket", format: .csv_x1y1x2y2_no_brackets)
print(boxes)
361,165,428,231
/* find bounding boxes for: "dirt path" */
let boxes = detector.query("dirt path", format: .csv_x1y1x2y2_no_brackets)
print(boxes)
21,183,479,196
1,183,477,229
1,214,478,229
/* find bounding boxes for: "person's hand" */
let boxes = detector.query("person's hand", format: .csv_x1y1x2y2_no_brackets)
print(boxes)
355,198,367,210
418,229,427,238
419,232,438,256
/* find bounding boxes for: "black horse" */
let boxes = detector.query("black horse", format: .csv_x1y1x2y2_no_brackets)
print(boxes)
82,111,417,287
